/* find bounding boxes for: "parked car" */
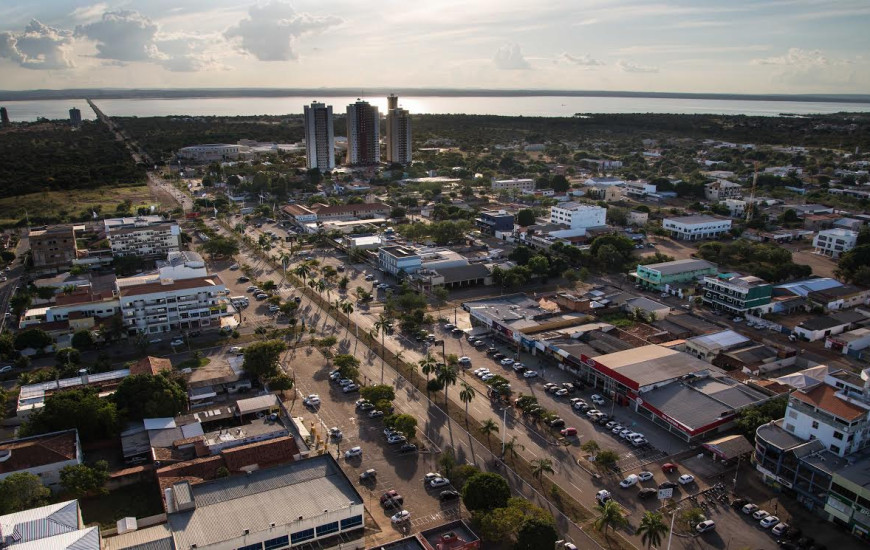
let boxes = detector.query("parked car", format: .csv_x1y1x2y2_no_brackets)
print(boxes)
423,472,443,483
439,490,461,501
303,394,321,406
329,427,343,440
771,523,789,536
752,509,770,520
429,477,450,488
343,383,360,393
500,358,515,366
595,490,611,504
387,434,407,444
696,520,716,533
760,516,780,529
549,418,565,428
620,474,639,488
170,338,184,346
658,481,678,490
554,388,569,397
512,363,526,372
730,498,748,510
560,427,578,437
359,469,377,481
638,471,654,482
591,394,606,405
662,463,679,473
741,503,759,515
523,370,539,378
368,410,384,418
391,510,411,524
677,474,695,485
638,488,658,499
344,446,362,458
493,353,505,360
458,356,471,366
399,443,418,453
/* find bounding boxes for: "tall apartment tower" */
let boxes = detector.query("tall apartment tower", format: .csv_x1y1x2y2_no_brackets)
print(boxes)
0,107,9,126
69,107,82,127
385,94,412,166
303,102,335,172
345,100,380,166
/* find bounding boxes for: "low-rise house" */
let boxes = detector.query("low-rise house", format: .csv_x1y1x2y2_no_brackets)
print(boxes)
0,500,100,550
794,310,867,342
807,284,870,311
622,296,670,321
683,330,751,363
0,429,82,490
310,202,389,222
826,327,870,356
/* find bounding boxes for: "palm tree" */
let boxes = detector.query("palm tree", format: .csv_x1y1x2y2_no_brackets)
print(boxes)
293,263,311,285
531,458,554,485
479,418,499,445
458,382,476,422
419,353,437,391
340,301,354,336
635,511,669,549
394,350,406,372
593,500,627,537
437,365,458,406
501,435,524,462
279,252,292,281
372,314,389,383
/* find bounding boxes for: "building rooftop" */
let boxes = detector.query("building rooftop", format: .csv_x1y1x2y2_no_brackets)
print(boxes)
420,520,480,550
0,429,78,476
104,215,166,230
429,263,491,284
379,245,419,258
792,384,868,422
593,345,710,389
101,523,174,550
829,447,870,490
756,419,808,450
808,284,868,301
775,277,843,298
707,272,769,288
554,201,603,211
624,297,669,312
129,356,173,377
118,275,224,298
312,202,388,215
0,500,99,550
687,329,751,352
463,293,556,330
641,258,717,276
236,394,280,416
166,455,362,550
664,215,729,225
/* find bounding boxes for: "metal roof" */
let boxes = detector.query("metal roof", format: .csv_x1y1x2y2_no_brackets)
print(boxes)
236,394,279,415
641,258,717,276
102,524,174,550
687,330,750,352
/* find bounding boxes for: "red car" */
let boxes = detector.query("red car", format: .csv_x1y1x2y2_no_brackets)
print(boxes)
560,427,578,437
661,463,678,473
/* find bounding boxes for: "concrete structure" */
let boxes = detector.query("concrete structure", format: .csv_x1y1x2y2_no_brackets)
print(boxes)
386,94,412,165
0,500,100,550
631,258,718,291
683,330,751,363
625,180,656,198
826,452,870,542
628,210,649,226
178,144,243,162
104,217,181,258
475,210,515,235
310,202,389,222
814,228,858,259
346,100,379,166
549,202,606,230
794,311,866,342
17,369,131,419
701,272,772,315
29,225,77,269
0,429,82,490
281,203,318,226
622,297,670,320
492,178,535,192
165,455,364,550
704,180,743,201
826,328,870,355
69,107,81,127
584,176,625,187
304,102,335,172
663,215,732,240
379,245,422,276
807,284,870,311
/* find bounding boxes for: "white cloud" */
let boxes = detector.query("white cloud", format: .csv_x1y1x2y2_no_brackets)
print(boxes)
75,10,160,62
70,3,109,23
224,1,341,62
0,19,74,70
617,59,658,73
751,47,828,67
559,52,604,67
493,43,530,70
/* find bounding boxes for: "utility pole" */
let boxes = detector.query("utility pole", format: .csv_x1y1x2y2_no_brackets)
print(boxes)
666,505,680,550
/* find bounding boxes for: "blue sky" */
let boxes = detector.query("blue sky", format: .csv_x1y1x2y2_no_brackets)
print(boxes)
0,0,868,93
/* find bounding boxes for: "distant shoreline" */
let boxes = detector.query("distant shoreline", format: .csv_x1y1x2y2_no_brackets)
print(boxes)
2,88,870,104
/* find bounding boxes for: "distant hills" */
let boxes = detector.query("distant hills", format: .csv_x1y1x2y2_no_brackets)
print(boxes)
1,88,870,104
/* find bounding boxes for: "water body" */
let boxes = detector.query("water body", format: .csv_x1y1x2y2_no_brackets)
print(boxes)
3,95,870,122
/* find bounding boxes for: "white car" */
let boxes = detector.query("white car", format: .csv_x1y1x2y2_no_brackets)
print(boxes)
752,509,770,520
170,339,184,346
619,475,639,488
390,510,411,524
638,471,654,481
458,356,471,365
303,394,321,406
344,446,362,458
429,477,450,488
554,388,569,396
481,373,495,381
523,370,539,378
229,346,244,355
423,472,443,483
473,368,489,375
268,305,280,312
585,409,601,418
696,520,716,533
387,434,407,444
500,358,514,366
759,515,780,529
595,489,612,503
591,394,606,405
771,523,789,536
0,365,13,373
677,474,695,485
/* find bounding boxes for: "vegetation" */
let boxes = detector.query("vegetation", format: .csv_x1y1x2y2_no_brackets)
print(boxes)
0,472,51,514
14,328,52,350
593,500,628,536
473,497,554,546
21,387,120,442
736,396,788,443
242,339,287,379
112,373,187,421
636,511,670,549
385,413,418,439
332,353,361,381
462,472,511,512
697,239,811,283
515,517,559,550
60,461,110,498
836,244,870,286
594,449,620,472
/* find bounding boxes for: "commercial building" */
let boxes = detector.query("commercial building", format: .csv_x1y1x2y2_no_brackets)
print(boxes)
165,455,365,550
807,284,870,312
0,500,100,550
116,251,230,336
475,210,515,235
492,178,535,192
310,202,390,222
631,258,718,291
662,215,732,240
624,180,656,198
584,176,625,187
826,451,870,542
178,144,244,162
29,225,77,269
0,429,82,490
104,216,181,258
793,310,866,342
386,94,412,165
701,272,772,315
304,102,335,171
379,245,422,276
826,328,870,355
346,100,379,166
683,330,751,363
550,202,607,231
813,228,858,259
281,203,318,226
69,107,81,127
704,180,743,201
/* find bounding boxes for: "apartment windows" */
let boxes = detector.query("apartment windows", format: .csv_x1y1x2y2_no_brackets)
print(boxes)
812,420,819,429
830,444,841,454
833,431,844,440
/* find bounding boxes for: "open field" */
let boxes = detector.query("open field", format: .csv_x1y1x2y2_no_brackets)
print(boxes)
0,185,156,226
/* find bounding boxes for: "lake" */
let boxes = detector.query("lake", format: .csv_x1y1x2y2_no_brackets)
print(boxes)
2,95,870,122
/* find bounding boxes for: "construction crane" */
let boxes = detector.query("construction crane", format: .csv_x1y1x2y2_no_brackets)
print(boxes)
745,162,759,224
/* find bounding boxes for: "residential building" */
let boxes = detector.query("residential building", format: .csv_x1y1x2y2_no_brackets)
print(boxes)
116,251,230,336
19,287,120,332
345,100,379,166
475,210,515,235
304,102,335,171
492,178,535,192
104,217,181,258
723,199,747,218
29,225,77,269
826,453,870,541
385,94,412,165
704,180,743,201
631,258,718,291
549,202,606,230
310,202,390,222
17,369,132,419
177,144,244,161
69,107,81,127
794,311,866,342
584,176,625,187
662,215,732,240
379,245,423,276
814,228,858,259
624,180,656,198
683,330,751,363
701,272,773,315
0,429,82,490
0,500,100,550
826,328,870,355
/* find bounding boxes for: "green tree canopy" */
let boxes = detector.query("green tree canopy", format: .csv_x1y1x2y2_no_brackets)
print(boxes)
71,330,95,350
60,461,110,498
0,473,51,514
21,388,119,442
332,353,361,380
268,374,294,391
360,384,395,404
201,236,240,258
516,209,536,227
386,413,418,439
736,396,787,442
242,339,287,379
14,328,52,350
462,472,511,512
515,517,558,550
112,373,187,421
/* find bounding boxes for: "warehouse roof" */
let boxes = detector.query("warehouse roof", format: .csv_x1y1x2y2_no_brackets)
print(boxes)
641,258,717,276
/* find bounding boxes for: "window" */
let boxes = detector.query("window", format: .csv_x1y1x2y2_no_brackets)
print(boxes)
833,431,844,440
830,444,841,454
237,544,262,550
263,535,289,550
785,423,795,432
316,521,339,537
812,421,819,429
291,528,314,544
788,410,798,420
340,515,363,530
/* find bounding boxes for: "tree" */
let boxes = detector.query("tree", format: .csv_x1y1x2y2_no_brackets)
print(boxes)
527,255,550,279
437,364,458,406
432,286,449,307
581,439,600,455
201,236,239,258
595,449,620,472
502,435,524,462
112,374,187,421
387,413,418,439
594,500,627,536
268,374,294,391
636,511,669,549
360,384,395,404
551,174,569,192
515,517,559,550
459,382,476,421
516,208,536,227
736,396,788,442
0,473,50,514
508,245,533,265
372,314,390,382
530,458,554,484
60,462,109,498
9,292,33,317
21,388,119,442
333,353,361,380
479,418,499,445
451,464,480,491
70,330,95,350
14,328,52,351
461,472,510,511
419,353,437,388
242,339,287,380
261,280,277,291
55,347,82,369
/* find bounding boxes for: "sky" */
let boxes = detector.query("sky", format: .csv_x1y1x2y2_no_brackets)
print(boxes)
0,0,868,94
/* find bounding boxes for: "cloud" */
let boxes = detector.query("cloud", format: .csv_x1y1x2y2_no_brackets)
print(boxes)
493,43,530,70
0,19,75,70
617,59,659,73
560,52,604,67
70,3,109,23
224,1,341,61
751,48,828,67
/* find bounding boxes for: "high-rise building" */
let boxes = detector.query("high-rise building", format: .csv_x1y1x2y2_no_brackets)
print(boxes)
303,102,335,172
345,100,380,166
385,94,412,166
69,107,82,127
0,107,9,126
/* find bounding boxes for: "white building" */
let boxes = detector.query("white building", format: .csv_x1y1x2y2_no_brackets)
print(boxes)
0,500,100,550
304,102,335,172
723,199,747,218
584,176,625,187
782,369,870,457
624,180,656,198
385,94,412,165
663,215,732,240
628,210,649,226
345,100,379,166
492,178,535,192
378,245,422,276
704,180,743,201
0,429,82,490
550,202,607,230
177,144,244,162
105,217,181,259
116,251,230,336
813,228,858,259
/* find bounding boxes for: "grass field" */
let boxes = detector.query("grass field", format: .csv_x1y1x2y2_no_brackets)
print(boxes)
0,185,155,226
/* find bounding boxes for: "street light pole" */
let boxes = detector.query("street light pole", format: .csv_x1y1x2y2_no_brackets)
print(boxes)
666,506,679,550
